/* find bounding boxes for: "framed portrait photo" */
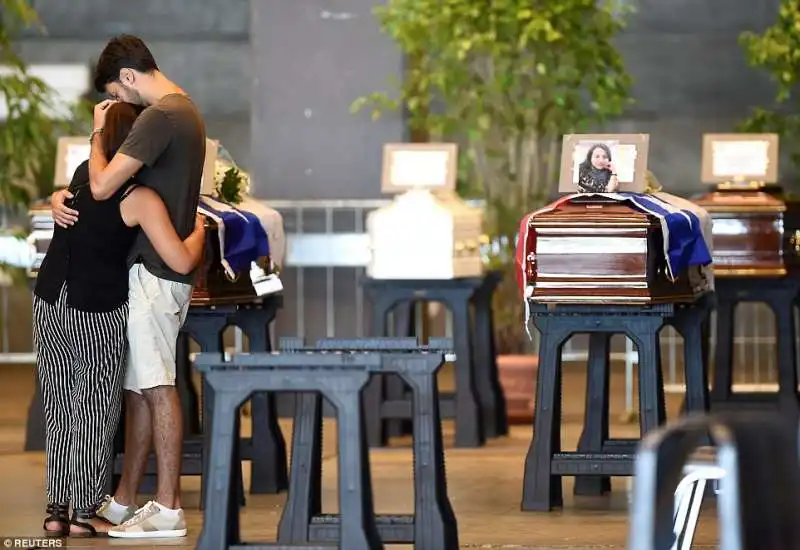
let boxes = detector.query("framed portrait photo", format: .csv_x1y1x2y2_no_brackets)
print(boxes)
381,142,458,194
558,133,650,194
701,133,779,184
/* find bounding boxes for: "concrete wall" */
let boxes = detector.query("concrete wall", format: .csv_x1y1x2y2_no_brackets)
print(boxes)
17,0,253,169
608,0,785,194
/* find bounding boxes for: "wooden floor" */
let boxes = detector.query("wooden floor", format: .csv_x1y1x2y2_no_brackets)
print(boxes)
0,362,720,549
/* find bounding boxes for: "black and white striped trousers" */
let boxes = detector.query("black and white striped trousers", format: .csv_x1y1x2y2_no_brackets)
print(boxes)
32,285,127,510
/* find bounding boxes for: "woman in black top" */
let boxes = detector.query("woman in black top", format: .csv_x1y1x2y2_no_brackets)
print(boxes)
577,143,619,193
34,102,206,537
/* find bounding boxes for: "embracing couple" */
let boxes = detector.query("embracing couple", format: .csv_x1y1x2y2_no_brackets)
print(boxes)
34,35,206,539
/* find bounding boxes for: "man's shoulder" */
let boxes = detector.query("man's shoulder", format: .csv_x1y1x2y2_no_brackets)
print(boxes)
151,94,199,117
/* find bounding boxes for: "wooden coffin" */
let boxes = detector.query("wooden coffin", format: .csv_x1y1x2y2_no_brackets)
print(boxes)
524,198,699,304
191,217,260,305
26,204,265,305
692,185,800,278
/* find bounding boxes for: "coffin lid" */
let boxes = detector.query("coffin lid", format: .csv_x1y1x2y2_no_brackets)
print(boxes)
693,190,786,214
529,200,657,229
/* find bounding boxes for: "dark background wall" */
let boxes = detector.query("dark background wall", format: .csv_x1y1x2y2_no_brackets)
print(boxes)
17,0,253,170
3,0,788,350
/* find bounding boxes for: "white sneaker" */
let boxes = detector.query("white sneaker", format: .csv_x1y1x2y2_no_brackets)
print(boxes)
107,501,187,539
95,495,136,525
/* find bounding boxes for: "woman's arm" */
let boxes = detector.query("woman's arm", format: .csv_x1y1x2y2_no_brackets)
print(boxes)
120,187,206,274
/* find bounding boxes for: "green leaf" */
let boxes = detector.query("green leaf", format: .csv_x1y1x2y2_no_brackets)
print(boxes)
739,0,800,177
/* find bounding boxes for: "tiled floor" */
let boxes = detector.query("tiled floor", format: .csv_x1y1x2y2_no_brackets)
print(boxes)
0,362,719,548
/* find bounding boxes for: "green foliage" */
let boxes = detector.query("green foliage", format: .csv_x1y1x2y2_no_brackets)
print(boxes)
217,167,244,204
353,0,635,353
0,0,92,212
739,0,800,173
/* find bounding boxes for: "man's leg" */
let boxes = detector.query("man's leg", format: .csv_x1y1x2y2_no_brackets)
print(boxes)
108,264,191,539
113,390,153,506
96,271,155,527
143,385,183,508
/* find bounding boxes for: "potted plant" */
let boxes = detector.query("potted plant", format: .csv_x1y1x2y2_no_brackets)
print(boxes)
739,0,800,176
353,0,634,422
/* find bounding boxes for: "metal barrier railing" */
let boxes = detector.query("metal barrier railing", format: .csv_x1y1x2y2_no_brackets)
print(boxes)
0,200,788,416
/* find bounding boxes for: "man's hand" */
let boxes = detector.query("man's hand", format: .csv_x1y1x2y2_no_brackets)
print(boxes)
195,213,206,233
93,99,117,129
51,189,78,228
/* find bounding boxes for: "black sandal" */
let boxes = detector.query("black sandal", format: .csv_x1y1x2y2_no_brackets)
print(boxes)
69,508,101,538
43,502,69,537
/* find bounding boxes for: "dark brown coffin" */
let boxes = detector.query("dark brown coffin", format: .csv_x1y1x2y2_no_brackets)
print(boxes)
523,198,699,304
692,185,800,278
27,204,263,305
191,217,259,305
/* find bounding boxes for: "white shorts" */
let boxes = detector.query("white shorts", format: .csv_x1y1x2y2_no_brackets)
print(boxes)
124,264,192,393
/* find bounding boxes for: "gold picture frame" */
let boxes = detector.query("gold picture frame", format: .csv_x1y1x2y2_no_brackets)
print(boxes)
558,133,650,193
701,133,779,185
381,142,458,194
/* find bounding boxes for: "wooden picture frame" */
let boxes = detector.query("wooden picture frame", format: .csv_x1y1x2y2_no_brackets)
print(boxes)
701,133,779,184
381,142,458,194
558,133,650,193
54,136,91,188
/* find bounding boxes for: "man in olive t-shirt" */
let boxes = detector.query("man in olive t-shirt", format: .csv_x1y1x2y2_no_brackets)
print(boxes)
50,35,204,539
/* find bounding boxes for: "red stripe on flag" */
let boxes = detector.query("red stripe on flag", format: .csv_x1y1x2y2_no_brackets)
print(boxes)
515,194,577,295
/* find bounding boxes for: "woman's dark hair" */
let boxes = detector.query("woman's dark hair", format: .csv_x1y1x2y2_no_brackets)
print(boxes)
579,143,613,173
101,102,145,159
94,34,159,93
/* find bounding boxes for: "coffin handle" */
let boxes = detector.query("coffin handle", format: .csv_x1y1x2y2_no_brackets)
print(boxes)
791,230,800,254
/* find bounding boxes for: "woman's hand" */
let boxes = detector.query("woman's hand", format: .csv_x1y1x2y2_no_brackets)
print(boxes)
606,162,619,192
93,99,116,129
51,189,78,228
195,213,206,234
607,174,620,192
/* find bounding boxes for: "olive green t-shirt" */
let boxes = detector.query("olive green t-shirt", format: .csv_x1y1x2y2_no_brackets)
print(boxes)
119,93,206,284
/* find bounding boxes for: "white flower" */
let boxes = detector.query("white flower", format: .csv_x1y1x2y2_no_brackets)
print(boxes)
211,156,251,202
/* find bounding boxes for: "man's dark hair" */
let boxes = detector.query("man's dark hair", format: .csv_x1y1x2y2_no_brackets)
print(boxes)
93,35,159,93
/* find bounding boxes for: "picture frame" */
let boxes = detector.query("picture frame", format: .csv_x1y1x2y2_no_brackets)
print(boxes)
558,133,650,194
201,138,219,195
700,133,779,184
54,137,91,188
381,142,458,194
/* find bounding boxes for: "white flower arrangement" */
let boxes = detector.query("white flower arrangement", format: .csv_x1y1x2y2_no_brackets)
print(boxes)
211,145,251,204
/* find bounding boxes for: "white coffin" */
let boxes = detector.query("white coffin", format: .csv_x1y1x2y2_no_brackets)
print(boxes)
367,189,484,279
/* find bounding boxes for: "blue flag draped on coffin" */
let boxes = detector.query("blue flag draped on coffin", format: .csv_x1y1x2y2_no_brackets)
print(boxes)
197,195,271,279
608,192,713,280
